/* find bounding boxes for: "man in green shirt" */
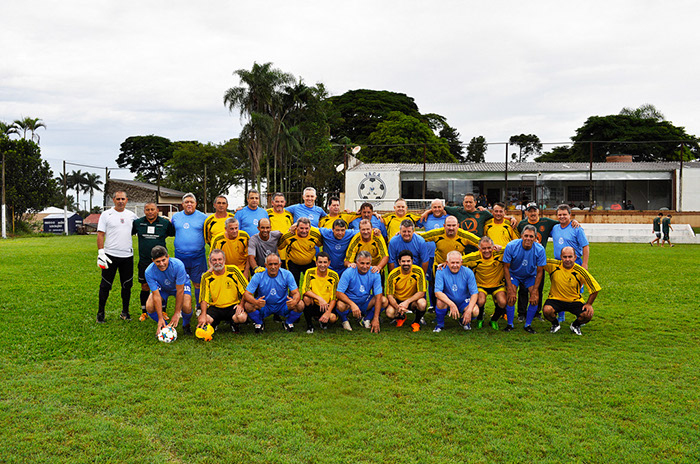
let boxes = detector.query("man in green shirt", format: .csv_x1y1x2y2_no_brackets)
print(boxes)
650,212,663,246
132,202,176,320
662,214,674,247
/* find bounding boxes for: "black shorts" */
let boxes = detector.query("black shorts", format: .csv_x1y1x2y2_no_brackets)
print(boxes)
305,304,323,319
663,233,670,241
544,299,584,316
138,260,150,284
207,305,237,327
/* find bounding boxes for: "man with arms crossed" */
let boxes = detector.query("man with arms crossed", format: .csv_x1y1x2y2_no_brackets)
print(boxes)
299,252,339,334
385,250,427,332
502,225,547,333
144,246,193,335
132,201,175,321
543,246,601,336
198,249,249,334
433,250,479,332
96,190,138,323
336,251,386,333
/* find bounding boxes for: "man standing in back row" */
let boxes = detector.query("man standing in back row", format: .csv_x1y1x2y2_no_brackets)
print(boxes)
172,193,208,311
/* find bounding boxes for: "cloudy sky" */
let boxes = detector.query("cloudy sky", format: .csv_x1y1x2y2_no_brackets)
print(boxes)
2,0,699,204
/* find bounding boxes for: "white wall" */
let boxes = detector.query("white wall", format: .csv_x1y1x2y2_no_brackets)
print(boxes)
344,168,401,211
678,168,700,211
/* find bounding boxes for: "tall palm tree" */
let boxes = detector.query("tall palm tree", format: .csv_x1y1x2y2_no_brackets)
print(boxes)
85,173,103,210
223,62,294,192
69,170,89,210
13,117,46,144
0,121,19,138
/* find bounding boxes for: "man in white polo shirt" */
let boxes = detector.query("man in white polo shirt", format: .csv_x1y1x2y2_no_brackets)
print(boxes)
96,190,138,323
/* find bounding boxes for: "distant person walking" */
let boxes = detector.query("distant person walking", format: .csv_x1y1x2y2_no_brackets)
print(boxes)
650,213,663,246
662,214,674,247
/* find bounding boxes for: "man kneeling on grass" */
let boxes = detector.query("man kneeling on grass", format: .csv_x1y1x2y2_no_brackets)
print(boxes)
336,251,387,333
299,252,339,334
433,250,479,332
543,246,602,336
385,249,427,332
243,253,302,333
144,246,193,335
197,249,249,334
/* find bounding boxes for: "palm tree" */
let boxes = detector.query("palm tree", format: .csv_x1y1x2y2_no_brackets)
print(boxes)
68,170,89,210
0,121,19,138
13,117,46,144
85,173,103,211
223,62,294,192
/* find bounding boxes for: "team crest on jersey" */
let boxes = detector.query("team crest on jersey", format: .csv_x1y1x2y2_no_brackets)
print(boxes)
359,284,366,293
183,223,190,229
522,259,528,267
540,226,545,232
270,288,277,296
164,279,171,286
120,218,124,224
475,213,480,219
558,237,564,244
335,244,341,250
254,219,259,226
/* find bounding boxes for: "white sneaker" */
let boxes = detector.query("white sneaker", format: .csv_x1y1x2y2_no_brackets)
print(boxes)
433,326,443,333
361,319,371,329
342,321,352,331
570,323,582,336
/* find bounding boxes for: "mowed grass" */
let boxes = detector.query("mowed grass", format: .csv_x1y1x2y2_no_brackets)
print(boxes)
0,236,698,464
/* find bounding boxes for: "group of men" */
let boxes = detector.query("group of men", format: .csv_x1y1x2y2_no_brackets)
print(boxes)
650,213,674,247
96,188,601,338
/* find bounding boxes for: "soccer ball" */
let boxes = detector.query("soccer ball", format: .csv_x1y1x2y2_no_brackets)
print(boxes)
157,326,177,343
195,324,214,341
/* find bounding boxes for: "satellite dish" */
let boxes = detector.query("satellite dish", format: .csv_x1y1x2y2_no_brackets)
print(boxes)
351,146,361,155
336,164,345,172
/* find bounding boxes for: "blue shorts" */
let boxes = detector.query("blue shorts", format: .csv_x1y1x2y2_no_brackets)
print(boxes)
159,284,192,308
260,302,291,320
509,275,536,289
178,254,207,284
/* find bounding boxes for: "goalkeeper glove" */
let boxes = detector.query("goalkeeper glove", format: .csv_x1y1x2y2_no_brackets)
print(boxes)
97,249,112,269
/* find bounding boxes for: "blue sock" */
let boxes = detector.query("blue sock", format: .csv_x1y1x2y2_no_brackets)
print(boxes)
182,312,192,327
194,287,200,308
558,311,566,322
337,309,349,322
525,304,538,326
365,307,375,321
248,310,263,325
435,308,447,328
506,305,515,327
286,311,302,325
147,312,159,322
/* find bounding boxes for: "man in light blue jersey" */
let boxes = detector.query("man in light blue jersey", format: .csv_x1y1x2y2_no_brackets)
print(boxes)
388,220,428,273
318,219,359,277
503,225,547,333
336,251,386,333
235,189,269,237
243,253,302,333
551,204,590,322
144,246,193,335
285,187,327,228
171,193,208,310
349,202,387,239
434,250,479,332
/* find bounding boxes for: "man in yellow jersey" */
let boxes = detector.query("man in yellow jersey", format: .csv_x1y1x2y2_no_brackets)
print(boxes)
543,246,601,336
421,215,480,267
211,217,250,278
483,202,520,248
197,249,249,334
299,252,339,333
385,250,427,331
383,198,421,239
278,217,323,284
266,192,294,232
319,196,357,229
462,236,507,330
204,195,235,246
345,219,389,274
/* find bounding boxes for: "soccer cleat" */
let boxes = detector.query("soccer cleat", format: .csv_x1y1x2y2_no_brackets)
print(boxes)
254,323,264,334
231,323,240,334
570,323,582,336
120,311,131,322
463,323,472,331
306,327,314,334
96,311,105,323
195,308,201,317
523,325,536,334
503,325,514,332
283,323,294,332
419,317,427,325
490,321,499,330
550,322,561,333
139,313,147,322
163,312,170,321
433,326,443,333
477,320,483,329
517,315,525,323
182,324,192,335
319,321,328,330
396,318,406,328
411,322,421,332
427,306,435,313
273,314,283,323
342,321,352,331
361,319,371,329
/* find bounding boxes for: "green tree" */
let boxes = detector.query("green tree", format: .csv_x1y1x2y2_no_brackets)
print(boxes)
85,172,103,211
1,121,19,138
0,137,58,219
619,103,665,121
13,117,46,144
116,135,174,200
68,170,89,210
365,112,456,163
509,134,542,162
534,145,573,162
224,61,295,192
465,136,487,163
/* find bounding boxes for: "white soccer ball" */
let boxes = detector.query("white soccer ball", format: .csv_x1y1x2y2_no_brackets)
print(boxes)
157,326,177,343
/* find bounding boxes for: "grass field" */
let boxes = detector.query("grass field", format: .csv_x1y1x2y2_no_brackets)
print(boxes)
1,236,699,463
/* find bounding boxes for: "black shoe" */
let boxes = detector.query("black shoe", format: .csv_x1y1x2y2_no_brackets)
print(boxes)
231,323,240,334
273,314,283,323
182,324,192,335
96,311,105,323
517,315,525,323
319,321,328,330
524,325,536,334
283,323,294,332
254,323,264,334
119,311,131,322
503,325,514,332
